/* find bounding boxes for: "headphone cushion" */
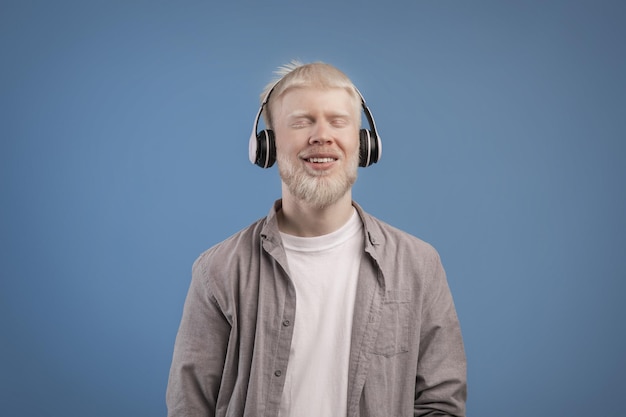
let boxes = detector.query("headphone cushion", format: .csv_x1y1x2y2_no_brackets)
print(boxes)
359,129,378,167
255,129,276,168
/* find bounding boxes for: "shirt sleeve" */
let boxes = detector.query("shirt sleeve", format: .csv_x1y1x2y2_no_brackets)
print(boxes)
414,255,467,417
166,255,231,417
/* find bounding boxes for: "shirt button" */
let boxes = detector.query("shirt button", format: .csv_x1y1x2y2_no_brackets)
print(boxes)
282,320,290,327
274,370,282,377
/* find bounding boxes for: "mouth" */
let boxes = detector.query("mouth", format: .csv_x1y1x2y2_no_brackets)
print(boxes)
299,154,339,172
305,157,337,163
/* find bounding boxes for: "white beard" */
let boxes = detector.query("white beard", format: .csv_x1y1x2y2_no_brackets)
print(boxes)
278,149,359,209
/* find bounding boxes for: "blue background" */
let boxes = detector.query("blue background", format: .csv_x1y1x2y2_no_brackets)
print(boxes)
1,1,624,416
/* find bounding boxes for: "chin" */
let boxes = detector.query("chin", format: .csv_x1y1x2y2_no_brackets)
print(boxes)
278,152,359,208
286,172,356,208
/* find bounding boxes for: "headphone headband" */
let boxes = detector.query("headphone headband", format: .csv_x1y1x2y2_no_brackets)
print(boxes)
248,81,278,165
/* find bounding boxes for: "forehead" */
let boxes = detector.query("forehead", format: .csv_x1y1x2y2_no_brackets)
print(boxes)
274,87,360,117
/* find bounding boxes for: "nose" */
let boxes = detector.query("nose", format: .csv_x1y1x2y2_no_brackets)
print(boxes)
309,122,334,145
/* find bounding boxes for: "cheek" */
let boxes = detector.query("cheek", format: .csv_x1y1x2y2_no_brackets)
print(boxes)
274,139,300,161
347,133,361,154
272,129,288,153
274,129,308,155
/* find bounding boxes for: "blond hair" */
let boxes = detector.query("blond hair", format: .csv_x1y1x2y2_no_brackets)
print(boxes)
260,60,361,128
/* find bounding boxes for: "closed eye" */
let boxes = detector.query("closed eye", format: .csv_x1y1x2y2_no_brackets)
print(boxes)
290,119,311,128
331,118,349,127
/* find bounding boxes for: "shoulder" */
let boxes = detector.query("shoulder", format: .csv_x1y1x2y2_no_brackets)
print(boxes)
192,216,266,283
359,209,446,297
362,211,441,263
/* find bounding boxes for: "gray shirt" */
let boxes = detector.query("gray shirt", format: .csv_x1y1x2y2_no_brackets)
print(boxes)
166,200,467,417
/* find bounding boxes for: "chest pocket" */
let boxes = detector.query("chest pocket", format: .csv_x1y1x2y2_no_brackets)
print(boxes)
372,290,411,357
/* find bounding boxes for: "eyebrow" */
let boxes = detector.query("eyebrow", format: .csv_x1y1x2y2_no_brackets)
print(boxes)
286,111,311,120
287,110,352,120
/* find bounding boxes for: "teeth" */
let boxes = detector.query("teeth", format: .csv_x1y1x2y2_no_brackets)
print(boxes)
308,157,334,163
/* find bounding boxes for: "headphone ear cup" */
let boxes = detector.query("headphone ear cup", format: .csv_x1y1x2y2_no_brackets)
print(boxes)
359,129,380,167
255,129,276,168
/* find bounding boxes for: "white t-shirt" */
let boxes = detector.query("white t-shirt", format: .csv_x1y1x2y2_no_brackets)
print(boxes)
278,209,363,417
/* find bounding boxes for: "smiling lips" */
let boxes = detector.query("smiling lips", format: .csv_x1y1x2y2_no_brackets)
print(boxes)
301,149,340,164
307,157,336,163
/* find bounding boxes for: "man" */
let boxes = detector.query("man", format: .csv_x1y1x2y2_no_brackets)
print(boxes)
166,61,467,417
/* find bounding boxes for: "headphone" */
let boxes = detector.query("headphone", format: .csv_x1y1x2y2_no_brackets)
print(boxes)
248,85,382,168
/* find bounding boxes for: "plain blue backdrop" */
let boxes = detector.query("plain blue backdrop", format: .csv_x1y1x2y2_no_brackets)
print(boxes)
1,1,625,416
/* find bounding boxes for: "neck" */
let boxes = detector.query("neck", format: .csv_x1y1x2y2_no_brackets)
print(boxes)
278,188,354,237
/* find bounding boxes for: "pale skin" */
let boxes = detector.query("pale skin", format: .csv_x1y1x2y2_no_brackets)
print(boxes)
271,87,361,237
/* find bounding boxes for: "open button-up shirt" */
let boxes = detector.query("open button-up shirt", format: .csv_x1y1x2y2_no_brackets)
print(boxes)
167,200,467,417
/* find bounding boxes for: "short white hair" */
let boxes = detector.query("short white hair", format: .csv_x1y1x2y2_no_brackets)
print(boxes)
260,60,361,128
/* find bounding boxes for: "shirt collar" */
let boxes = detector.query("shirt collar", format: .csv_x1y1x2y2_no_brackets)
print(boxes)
260,199,385,287
261,199,383,250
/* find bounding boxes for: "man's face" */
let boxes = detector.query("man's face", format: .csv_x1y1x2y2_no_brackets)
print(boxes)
272,87,361,208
